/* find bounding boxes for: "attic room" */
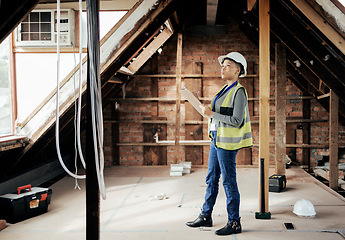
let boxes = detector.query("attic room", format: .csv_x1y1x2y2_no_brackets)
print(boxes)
0,0,345,239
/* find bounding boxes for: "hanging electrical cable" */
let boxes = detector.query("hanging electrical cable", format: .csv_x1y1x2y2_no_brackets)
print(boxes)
55,0,106,198
73,33,82,190
55,0,85,179
86,0,106,199
76,0,86,170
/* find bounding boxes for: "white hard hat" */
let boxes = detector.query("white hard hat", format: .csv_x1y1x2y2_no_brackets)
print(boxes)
293,199,316,218
218,52,247,78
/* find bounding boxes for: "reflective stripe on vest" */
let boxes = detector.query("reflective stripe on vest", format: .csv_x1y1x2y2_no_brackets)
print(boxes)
209,83,253,150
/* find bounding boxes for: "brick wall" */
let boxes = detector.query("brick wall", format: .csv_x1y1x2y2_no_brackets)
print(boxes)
103,18,344,168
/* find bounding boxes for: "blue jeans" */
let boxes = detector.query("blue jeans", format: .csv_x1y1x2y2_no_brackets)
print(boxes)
201,131,240,221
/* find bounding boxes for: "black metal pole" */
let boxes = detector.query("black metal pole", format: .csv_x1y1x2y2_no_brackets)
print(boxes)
260,158,265,213
255,158,271,219
86,0,100,239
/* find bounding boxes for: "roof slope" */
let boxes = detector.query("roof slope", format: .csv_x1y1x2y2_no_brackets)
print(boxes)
1,0,345,178
1,0,176,177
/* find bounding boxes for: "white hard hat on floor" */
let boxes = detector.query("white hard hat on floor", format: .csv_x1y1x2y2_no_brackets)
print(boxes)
218,52,247,78
293,199,316,218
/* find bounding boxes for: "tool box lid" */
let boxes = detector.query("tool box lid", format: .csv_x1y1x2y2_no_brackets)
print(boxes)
0,187,51,200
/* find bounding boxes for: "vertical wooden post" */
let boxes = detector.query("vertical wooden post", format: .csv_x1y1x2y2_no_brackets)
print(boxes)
274,43,286,176
112,102,120,165
143,55,167,165
258,0,270,216
302,93,311,170
9,33,17,133
151,55,159,117
185,62,203,165
329,90,339,190
175,32,183,163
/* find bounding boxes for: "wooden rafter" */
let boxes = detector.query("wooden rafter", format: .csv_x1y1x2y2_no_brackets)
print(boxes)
127,26,173,73
248,0,257,11
289,0,345,56
207,0,218,25
270,2,345,93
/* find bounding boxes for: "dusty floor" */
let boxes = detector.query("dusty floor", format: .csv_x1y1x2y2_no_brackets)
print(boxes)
0,166,345,240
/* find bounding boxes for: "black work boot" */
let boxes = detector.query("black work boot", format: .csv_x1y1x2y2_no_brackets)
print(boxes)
215,219,242,235
186,214,213,228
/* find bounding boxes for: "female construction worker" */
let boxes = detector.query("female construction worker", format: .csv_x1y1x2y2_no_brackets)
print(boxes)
186,52,253,236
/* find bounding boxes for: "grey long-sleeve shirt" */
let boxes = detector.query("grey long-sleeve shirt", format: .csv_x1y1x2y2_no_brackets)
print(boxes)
211,87,246,129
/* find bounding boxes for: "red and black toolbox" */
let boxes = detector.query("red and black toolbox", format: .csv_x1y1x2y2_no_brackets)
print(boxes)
0,184,52,223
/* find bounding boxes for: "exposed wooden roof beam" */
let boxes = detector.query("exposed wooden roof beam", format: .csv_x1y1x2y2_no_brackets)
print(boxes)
239,4,345,122
248,0,257,11
207,0,218,25
127,26,173,73
269,6,345,99
290,0,345,55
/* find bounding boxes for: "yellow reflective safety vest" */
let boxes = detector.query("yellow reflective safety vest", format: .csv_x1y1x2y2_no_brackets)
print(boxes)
209,83,253,150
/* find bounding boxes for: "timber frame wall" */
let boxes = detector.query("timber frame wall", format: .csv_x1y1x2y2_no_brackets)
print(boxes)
102,18,345,169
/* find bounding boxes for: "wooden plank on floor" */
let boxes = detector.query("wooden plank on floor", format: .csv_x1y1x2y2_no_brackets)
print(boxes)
259,0,270,213
329,90,339,190
174,32,183,163
274,43,286,175
184,62,203,165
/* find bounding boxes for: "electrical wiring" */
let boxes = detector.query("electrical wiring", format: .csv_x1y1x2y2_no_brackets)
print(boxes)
73,32,82,190
55,0,107,199
76,0,86,170
55,0,85,179
86,0,106,199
